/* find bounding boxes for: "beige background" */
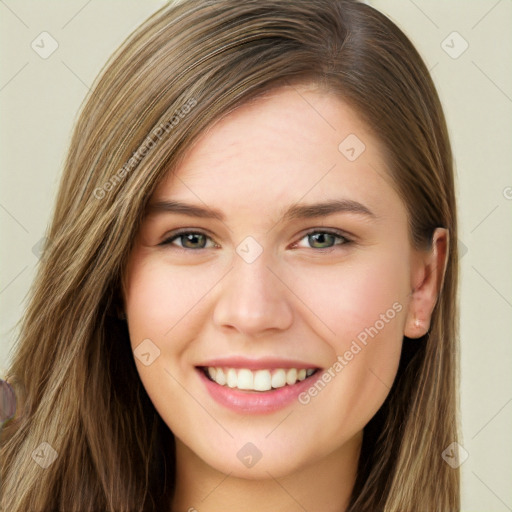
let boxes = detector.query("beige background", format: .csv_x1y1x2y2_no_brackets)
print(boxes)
1,1,511,510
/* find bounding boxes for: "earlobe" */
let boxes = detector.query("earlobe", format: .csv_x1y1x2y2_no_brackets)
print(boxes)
404,228,449,339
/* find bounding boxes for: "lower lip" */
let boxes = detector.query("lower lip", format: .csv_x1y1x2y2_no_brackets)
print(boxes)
197,368,322,414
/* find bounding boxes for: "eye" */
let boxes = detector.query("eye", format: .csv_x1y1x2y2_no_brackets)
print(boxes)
160,230,217,250
294,230,350,250
159,229,350,251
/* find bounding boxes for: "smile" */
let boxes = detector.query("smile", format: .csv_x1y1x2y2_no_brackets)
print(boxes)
196,361,323,414
202,366,318,392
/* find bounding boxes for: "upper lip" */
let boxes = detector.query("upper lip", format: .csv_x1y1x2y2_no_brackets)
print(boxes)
197,357,321,370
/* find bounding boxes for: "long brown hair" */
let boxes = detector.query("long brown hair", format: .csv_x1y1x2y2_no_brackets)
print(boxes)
1,1,459,510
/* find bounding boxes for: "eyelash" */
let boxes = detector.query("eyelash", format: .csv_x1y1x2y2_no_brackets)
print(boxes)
159,228,352,252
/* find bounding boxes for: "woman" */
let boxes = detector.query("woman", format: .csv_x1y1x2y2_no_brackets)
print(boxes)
0,0,460,510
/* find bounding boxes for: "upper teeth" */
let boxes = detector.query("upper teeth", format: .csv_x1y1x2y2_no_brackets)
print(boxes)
206,367,316,391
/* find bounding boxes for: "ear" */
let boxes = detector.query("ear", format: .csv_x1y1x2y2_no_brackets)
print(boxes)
404,228,449,339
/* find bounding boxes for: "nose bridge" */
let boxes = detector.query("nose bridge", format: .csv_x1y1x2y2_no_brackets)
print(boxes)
232,250,274,300
212,244,293,335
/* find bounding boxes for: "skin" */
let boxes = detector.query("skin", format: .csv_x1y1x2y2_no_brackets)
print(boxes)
122,84,448,512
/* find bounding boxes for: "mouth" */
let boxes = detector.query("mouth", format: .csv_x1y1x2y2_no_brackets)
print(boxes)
199,366,320,392
196,363,323,414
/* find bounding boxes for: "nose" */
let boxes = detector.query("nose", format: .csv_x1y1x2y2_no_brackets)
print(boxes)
212,249,294,337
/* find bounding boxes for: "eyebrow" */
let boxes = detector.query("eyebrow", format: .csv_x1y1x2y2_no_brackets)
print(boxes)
146,198,376,222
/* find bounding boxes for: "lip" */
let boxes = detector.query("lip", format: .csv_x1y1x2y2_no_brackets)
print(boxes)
196,364,323,414
198,357,318,370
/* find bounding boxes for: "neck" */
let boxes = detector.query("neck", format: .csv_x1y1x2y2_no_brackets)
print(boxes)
171,431,362,512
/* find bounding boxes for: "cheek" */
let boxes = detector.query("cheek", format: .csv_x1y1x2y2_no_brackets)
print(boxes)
123,257,219,430
292,248,409,345
124,258,217,349
291,250,409,430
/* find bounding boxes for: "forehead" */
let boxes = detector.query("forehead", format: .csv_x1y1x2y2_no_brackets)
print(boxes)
151,85,404,224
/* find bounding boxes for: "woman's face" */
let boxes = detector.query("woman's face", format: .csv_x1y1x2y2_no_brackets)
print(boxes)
123,85,437,479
